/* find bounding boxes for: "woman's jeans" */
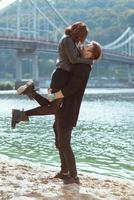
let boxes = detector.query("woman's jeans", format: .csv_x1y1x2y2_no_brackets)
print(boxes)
25,92,62,116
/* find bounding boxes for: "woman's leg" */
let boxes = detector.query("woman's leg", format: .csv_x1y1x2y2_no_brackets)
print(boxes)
31,91,50,106
17,80,49,106
24,99,62,116
11,99,62,129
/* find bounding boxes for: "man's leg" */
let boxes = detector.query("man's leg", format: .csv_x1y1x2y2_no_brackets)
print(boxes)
57,125,77,178
53,122,69,175
57,125,80,184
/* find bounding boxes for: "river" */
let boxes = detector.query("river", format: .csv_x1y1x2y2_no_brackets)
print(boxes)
0,88,134,180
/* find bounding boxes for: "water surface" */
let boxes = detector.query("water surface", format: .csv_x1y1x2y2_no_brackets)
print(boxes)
0,88,134,180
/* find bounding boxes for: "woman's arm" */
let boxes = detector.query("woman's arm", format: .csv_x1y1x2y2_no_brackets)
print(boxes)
64,37,93,65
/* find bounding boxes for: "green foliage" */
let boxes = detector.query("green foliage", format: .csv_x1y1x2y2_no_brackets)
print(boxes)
47,0,134,44
126,10,134,27
0,81,15,90
0,0,133,80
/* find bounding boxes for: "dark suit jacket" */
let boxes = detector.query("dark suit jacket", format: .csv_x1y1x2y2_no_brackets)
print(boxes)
55,63,92,128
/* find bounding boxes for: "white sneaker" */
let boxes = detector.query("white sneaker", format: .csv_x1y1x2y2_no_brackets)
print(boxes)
17,85,28,95
17,81,35,100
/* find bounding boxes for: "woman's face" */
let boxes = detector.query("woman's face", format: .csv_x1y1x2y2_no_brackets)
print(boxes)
78,37,84,43
78,35,86,43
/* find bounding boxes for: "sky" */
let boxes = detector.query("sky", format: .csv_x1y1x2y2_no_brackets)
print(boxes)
0,0,16,10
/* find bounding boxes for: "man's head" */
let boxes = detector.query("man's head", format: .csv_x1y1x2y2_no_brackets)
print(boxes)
82,41,102,60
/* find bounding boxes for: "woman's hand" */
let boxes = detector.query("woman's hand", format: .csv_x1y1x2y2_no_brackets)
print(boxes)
48,88,52,94
47,93,56,102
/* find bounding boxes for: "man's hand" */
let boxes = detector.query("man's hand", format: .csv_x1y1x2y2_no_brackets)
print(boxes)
47,90,64,102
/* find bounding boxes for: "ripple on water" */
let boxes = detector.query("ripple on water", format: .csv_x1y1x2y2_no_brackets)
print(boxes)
0,91,134,180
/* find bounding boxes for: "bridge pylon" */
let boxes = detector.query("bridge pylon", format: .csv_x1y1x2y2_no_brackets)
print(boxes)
15,49,39,89
127,64,134,84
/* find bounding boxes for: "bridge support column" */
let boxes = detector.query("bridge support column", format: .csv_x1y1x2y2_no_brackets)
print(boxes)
32,53,39,81
15,56,22,81
14,49,39,89
31,52,39,89
15,55,23,89
128,65,132,83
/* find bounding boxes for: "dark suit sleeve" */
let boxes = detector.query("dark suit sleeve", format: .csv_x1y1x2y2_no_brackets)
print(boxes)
61,65,91,97
63,37,93,65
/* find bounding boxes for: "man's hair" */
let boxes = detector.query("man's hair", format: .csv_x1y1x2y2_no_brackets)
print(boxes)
65,21,89,43
89,41,102,60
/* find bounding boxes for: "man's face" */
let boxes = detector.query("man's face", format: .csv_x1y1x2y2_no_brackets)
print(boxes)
82,44,94,59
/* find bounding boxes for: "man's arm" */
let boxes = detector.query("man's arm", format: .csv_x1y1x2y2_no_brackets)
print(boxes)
55,78,85,99
48,76,87,101
54,64,92,99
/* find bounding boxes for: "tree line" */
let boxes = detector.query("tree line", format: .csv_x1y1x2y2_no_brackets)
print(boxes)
0,0,133,81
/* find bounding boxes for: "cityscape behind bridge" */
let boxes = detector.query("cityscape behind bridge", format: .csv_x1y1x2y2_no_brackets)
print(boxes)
0,0,134,87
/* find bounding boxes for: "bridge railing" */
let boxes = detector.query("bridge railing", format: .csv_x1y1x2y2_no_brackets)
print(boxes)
103,49,134,58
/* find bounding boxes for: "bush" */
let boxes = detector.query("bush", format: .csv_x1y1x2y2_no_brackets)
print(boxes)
0,81,15,90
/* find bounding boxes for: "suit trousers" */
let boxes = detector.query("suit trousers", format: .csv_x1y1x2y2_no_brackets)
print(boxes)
53,121,77,178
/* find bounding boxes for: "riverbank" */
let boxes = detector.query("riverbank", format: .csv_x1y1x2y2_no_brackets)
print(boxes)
0,157,134,200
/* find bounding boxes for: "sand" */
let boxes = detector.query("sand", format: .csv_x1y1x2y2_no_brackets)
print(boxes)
0,157,134,200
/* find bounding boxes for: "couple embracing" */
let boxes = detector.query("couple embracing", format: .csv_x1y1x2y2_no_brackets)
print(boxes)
11,21,102,184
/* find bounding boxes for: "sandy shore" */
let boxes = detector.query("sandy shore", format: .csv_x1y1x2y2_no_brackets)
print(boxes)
0,157,134,200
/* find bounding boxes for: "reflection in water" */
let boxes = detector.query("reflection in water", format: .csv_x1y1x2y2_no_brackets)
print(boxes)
0,89,134,180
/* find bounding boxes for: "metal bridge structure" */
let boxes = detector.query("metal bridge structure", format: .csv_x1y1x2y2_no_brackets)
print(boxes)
0,0,134,85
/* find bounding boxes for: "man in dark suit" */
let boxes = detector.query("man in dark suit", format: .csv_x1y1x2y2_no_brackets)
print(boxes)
53,63,92,184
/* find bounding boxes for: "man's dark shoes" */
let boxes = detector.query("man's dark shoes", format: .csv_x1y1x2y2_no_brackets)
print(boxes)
53,172,69,180
11,109,29,129
63,176,80,185
17,80,35,100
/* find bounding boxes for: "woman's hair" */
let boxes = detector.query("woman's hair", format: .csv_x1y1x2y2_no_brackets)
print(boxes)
65,21,89,43
90,41,102,60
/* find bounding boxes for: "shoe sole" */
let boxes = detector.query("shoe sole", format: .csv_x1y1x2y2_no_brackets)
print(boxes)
17,81,34,100
63,177,80,185
17,81,34,95
17,85,28,95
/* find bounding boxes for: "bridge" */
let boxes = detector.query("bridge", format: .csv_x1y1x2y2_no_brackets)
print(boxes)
0,0,134,86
